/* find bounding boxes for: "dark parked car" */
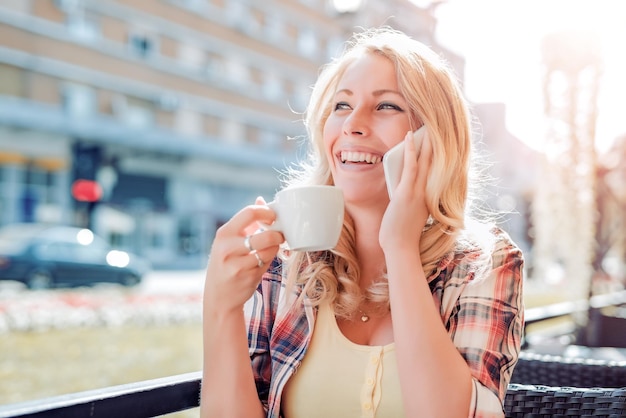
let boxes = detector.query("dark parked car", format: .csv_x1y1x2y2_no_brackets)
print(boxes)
0,223,151,289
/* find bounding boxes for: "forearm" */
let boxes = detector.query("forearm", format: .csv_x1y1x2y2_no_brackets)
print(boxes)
386,249,472,417
201,306,264,418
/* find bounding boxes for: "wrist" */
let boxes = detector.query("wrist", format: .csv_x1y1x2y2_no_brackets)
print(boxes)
204,299,245,322
382,239,419,258
384,246,422,274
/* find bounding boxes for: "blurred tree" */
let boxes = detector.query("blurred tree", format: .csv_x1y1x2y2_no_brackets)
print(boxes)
532,29,603,302
594,135,626,289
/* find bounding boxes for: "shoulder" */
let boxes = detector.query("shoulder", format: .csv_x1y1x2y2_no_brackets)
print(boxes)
486,225,524,270
445,222,524,285
460,220,522,263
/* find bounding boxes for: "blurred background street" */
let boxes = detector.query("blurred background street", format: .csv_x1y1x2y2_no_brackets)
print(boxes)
0,0,625,412
0,270,205,412
0,269,204,333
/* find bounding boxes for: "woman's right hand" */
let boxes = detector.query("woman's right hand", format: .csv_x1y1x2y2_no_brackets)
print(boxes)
380,131,431,254
204,197,285,315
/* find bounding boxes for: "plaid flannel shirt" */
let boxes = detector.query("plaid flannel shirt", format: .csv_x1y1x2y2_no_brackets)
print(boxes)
244,226,524,418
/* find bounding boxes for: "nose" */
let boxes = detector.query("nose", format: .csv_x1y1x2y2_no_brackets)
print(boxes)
342,107,369,137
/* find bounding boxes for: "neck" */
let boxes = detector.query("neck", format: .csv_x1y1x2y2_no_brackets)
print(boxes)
346,203,386,289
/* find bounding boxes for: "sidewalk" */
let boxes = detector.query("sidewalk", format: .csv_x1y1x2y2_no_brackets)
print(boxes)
0,277,202,333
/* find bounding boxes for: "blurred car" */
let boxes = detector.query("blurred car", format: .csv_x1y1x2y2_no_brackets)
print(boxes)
0,223,151,289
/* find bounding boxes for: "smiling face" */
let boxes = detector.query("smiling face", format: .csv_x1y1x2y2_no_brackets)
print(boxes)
323,52,412,208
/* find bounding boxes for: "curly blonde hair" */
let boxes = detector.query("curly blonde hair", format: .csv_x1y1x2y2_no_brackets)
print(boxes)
281,27,478,319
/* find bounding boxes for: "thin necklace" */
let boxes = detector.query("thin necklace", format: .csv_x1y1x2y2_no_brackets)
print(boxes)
358,308,370,322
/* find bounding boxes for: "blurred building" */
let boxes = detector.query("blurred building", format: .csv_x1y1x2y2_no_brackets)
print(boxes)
0,0,450,269
473,102,538,260
0,0,534,271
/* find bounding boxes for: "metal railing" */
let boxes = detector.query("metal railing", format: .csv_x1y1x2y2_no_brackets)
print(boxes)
523,289,626,347
524,289,626,327
0,372,201,418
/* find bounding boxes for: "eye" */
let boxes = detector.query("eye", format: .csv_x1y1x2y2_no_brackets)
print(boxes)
333,101,351,111
378,102,403,111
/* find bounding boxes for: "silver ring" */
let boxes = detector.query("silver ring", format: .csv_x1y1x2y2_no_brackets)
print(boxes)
253,252,264,268
244,235,254,252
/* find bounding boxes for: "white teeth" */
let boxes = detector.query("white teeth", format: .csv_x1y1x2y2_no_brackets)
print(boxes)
340,151,382,164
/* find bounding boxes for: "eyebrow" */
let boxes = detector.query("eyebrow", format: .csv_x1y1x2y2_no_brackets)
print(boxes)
334,88,403,97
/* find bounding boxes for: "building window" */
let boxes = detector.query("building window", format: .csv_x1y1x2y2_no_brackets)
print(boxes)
297,28,318,58
221,119,245,145
21,164,59,222
62,83,95,117
263,73,282,101
178,217,201,256
290,82,311,113
259,130,281,148
112,95,155,128
175,108,203,138
225,1,247,29
128,27,158,58
67,10,100,41
178,41,205,71
205,52,225,80
225,56,250,85
326,35,345,60
227,3,262,34
130,35,152,57
266,15,285,44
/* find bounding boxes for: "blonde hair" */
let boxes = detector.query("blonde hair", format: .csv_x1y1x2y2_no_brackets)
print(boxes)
282,27,479,319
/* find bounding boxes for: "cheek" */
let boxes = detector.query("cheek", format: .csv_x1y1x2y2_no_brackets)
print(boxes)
382,119,412,148
322,119,341,160
323,116,342,138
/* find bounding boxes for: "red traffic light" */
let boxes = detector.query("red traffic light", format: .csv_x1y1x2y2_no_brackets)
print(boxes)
71,179,102,202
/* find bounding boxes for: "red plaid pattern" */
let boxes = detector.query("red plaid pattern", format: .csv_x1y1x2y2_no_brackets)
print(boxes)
244,227,524,417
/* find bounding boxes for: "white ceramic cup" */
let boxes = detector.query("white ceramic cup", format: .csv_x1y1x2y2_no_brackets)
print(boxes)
263,185,344,251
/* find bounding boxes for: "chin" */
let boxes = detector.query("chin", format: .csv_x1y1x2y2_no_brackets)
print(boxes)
343,186,388,206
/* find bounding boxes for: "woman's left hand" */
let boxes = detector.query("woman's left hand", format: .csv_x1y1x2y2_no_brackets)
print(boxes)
379,130,432,254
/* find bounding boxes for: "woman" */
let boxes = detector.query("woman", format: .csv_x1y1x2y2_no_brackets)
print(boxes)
201,27,524,418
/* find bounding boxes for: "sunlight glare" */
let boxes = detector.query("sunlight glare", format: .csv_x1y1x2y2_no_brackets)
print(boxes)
434,0,626,152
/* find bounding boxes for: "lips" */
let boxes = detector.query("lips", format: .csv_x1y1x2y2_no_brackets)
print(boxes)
339,151,383,164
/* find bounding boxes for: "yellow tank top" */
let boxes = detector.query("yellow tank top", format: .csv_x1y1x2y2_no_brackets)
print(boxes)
281,303,405,418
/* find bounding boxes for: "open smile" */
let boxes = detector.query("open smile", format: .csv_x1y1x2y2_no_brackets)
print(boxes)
339,151,383,164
